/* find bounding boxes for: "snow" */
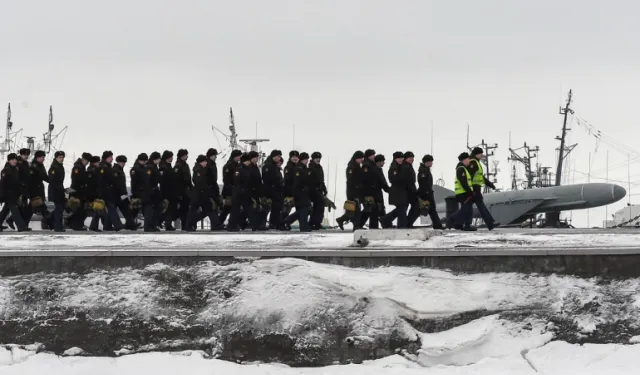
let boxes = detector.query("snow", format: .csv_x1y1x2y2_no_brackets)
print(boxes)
4,343,640,374
1,229,640,252
415,315,553,367
2,258,640,373
0,349,539,374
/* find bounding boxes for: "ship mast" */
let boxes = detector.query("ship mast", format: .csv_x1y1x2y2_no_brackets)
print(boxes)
0,103,23,161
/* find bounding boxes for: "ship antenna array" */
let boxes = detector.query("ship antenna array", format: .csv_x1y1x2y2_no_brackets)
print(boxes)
30,105,68,155
0,103,24,161
545,89,577,227
466,124,499,192
508,142,540,189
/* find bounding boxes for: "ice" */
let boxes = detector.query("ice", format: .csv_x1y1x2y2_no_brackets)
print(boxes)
0,350,538,375
416,315,553,367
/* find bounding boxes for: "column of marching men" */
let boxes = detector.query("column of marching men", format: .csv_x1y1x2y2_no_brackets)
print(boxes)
0,146,500,232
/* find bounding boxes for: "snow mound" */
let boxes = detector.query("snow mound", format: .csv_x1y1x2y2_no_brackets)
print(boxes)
1,258,640,365
415,315,552,367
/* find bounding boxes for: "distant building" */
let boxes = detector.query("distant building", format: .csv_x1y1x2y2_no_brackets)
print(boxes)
604,205,640,228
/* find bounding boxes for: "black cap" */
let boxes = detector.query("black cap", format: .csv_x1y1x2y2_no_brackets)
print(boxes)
404,151,414,159
471,147,483,156
149,151,161,161
196,154,207,163
422,154,434,163
458,152,470,161
81,152,92,161
7,153,18,161
19,148,30,156
34,150,46,158
137,153,149,162
102,150,113,160
54,151,65,158
311,151,322,159
177,149,188,158
374,154,385,162
206,148,218,157
352,150,365,159
364,149,376,158
116,155,127,163
162,150,174,160
90,156,101,164
270,149,282,158
393,151,404,159
230,149,243,159
299,152,310,161
241,153,251,162
249,151,259,159
289,150,299,158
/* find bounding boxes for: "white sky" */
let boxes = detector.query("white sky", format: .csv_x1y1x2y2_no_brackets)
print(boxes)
1,0,639,227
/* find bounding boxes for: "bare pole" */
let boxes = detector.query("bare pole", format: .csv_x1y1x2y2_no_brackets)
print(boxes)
587,152,591,228
628,152,631,206
605,150,609,226
555,90,574,186
430,120,434,154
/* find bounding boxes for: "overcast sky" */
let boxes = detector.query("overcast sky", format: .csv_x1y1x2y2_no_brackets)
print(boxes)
2,0,639,227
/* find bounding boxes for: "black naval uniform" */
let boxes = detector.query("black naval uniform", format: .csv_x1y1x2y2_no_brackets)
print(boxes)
130,161,148,224
173,159,193,230
361,158,378,228
143,161,162,232
98,161,124,231
281,159,298,224
249,162,264,230
403,161,420,228
47,159,66,232
159,160,177,230
372,160,390,227
261,158,284,230
68,160,89,230
0,162,29,231
383,160,408,228
227,162,253,231
113,163,136,230
188,162,223,231
28,159,51,227
291,162,312,232
308,159,327,229
417,163,443,229
336,155,365,230
219,158,238,224
16,157,32,225
87,164,104,231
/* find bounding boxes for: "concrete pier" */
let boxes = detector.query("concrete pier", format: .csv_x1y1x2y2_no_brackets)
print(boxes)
1,228,640,277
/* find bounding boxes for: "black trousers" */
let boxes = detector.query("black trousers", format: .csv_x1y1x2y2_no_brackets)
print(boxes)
386,204,409,228
0,202,28,230
52,202,65,231
268,198,283,229
143,202,162,231
67,205,87,230
309,195,325,228
425,195,443,229
227,196,249,230
188,199,221,230
295,205,310,231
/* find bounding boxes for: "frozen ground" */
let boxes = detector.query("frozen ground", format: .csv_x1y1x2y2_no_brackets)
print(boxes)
2,258,640,369
1,229,640,251
3,336,640,374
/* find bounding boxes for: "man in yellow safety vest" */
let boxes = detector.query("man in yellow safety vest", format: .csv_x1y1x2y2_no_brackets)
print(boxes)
447,152,476,231
469,147,500,230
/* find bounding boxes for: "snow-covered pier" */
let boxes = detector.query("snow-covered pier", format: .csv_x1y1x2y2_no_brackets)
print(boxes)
1,228,640,277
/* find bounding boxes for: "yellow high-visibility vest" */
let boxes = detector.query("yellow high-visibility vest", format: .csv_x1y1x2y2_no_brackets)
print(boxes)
455,166,472,195
471,159,485,187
